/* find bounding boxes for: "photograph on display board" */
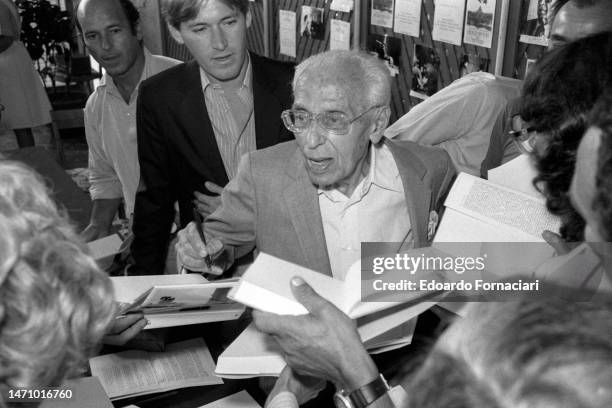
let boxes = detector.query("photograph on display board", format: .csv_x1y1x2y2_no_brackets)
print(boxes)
371,0,394,28
519,0,554,46
410,44,440,99
463,0,496,48
301,5,325,40
368,33,401,77
459,53,490,77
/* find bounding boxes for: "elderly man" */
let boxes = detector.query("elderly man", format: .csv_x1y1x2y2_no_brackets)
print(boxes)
77,0,179,242
131,0,294,275
177,49,455,282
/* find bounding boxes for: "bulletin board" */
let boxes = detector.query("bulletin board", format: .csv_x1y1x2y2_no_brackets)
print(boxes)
160,0,524,122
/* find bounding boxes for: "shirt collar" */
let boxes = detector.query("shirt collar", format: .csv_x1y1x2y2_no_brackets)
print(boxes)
200,53,252,91
98,47,152,102
317,143,402,200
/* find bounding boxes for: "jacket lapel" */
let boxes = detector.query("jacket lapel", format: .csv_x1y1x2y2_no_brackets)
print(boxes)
282,149,333,276
385,139,432,247
177,61,228,184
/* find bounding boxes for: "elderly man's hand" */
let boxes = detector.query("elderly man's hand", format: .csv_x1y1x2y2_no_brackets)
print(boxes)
253,277,379,390
265,366,326,407
193,181,223,218
175,222,225,274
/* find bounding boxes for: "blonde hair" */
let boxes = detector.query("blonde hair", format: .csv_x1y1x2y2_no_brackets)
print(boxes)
0,162,115,405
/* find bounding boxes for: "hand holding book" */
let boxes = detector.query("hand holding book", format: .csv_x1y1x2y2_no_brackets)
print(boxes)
253,277,380,391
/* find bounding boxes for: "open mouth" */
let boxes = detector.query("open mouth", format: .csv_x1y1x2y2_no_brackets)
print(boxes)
307,158,332,172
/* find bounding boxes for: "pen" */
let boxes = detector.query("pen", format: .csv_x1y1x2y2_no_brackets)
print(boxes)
192,204,213,270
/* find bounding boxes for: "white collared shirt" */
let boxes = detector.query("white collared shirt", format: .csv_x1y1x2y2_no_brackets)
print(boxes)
319,143,413,280
85,48,180,216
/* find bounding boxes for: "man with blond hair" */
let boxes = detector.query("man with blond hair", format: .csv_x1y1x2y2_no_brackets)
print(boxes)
131,0,294,275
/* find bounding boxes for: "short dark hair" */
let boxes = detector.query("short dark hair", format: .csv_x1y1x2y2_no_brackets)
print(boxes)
161,0,249,29
590,88,612,241
520,32,612,241
75,0,140,34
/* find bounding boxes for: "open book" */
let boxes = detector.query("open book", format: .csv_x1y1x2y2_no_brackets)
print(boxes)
90,338,222,400
217,253,438,378
435,171,561,243
228,252,438,318
112,274,245,329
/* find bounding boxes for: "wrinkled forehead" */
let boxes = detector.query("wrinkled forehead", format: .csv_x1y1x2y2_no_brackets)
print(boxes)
293,79,354,112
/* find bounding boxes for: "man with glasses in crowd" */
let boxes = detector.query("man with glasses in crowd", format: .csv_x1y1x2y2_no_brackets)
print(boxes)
176,50,455,282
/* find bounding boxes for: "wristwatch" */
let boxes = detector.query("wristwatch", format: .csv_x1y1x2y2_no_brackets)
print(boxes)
333,374,390,408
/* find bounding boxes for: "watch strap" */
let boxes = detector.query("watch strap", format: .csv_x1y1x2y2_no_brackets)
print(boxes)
348,374,390,408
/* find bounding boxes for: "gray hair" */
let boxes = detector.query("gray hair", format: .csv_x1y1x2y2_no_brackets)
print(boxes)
293,50,391,114
0,162,115,404
405,295,612,408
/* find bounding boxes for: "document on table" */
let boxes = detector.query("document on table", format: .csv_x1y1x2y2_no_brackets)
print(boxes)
89,338,222,400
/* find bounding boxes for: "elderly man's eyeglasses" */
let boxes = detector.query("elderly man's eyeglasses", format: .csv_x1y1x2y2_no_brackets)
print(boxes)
281,106,380,135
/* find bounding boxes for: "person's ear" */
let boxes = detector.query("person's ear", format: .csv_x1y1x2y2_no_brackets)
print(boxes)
245,9,252,29
167,22,184,45
369,106,390,144
134,19,144,41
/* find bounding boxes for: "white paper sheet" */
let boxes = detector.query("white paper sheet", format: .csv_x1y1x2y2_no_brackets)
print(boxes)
393,0,422,37
432,0,466,46
330,19,351,50
90,338,222,400
330,0,354,12
463,0,496,48
279,10,296,58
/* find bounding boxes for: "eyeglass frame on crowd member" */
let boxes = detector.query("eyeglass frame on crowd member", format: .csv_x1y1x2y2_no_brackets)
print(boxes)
508,114,539,155
281,105,382,135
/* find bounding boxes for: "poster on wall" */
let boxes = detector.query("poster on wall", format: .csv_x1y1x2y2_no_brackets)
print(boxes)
330,19,351,50
301,6,325,40
410,44,440,99
279,10,297,58
330,0,354,12
368,34,401,77
371,0,394,28
458,53,490,77
463,0,496,48
393,0,422,38
519,0,554,47
432,0,466,46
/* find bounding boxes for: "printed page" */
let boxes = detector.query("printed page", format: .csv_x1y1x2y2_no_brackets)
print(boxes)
197,390,261,408
488,154,541,198
89,338,222,400
443,173,560,241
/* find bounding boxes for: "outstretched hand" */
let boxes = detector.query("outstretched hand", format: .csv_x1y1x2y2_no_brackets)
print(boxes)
253,277,379,390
